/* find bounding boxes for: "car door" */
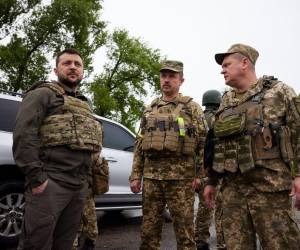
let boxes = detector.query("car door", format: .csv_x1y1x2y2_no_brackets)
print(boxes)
0,97,21,165
100,119,135,194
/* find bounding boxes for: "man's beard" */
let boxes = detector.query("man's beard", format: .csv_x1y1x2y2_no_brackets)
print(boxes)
58,74,82,88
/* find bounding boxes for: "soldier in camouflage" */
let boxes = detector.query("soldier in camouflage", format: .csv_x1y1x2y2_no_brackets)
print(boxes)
204,43,300,250
130,60,207,250
195,89,224,250
72,190,98,250
201,90,221,128
72,156,109,250
13,48,102,250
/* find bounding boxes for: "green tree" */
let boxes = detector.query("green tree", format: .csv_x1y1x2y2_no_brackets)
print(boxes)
0,0,106,92
0,0,41,37
90,29,163,132
0,2,163,130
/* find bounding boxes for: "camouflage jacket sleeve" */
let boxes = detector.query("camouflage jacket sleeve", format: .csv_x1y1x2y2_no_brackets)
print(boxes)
12,87,52,189
129,106,152,181
283,84,300,177
190,101,207,178
205,92,228,186
129,135,144,181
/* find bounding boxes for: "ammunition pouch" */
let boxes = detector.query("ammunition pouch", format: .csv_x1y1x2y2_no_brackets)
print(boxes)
164,121,179,152
151,129,165,151
92,157,109,195
141,116,156,151
141,112,197,156
252,124,295,167
278,126,294,166
141,96,197,156
212,138,226,173
214,113,246,138
213,135,256,174
238,135,255,173
224,140,238,172
40,112,102,152
182,126,197,155
251,126,280,161
213,136,255,174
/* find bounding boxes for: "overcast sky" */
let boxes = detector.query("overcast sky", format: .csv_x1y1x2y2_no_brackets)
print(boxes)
98,0,300,105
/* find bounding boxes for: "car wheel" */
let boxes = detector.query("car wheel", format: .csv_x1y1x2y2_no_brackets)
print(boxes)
0,181,25,247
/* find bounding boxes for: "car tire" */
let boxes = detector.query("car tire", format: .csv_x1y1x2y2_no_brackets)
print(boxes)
0,180,25,247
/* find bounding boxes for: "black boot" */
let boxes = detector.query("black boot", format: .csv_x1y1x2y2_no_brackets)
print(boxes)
82,238,95,250
196,241,210,250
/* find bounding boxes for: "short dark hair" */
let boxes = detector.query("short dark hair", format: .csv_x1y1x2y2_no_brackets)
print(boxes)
55,48,83,66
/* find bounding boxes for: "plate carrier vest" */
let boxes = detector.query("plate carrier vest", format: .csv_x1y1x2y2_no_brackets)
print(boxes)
36,82,102,152
212,76,293,174
141,96,197,156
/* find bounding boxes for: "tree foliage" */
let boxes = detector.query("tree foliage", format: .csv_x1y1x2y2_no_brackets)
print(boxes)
0,0,41,37
91,29,162,131
0,2,163,131
0,0,106,91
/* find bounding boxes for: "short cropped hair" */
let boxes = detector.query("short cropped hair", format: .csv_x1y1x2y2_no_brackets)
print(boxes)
231,53,255,71
55,48,83,66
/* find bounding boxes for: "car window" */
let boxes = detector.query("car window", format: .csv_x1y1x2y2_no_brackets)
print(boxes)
101,120,135,152
0,99,20,132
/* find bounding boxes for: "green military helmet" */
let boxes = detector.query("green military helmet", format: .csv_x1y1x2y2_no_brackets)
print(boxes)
202,89,221,106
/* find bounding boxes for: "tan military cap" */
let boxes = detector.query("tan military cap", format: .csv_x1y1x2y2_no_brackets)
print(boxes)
160,60,183,72
215,43,259,65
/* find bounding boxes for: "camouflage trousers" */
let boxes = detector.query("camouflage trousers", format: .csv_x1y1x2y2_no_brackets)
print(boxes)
72,190,98,249
195,182,213,245
214,188,226,250
195,183,226,250
221,181,300,250
141,178,196,250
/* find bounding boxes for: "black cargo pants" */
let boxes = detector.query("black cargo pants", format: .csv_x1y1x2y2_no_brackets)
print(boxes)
17,178,88,250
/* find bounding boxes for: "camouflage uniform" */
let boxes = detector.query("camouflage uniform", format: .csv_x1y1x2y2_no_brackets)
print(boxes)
195,109,215,248
209,72,300,250
72,155,109,250
80,193,98,242
72,190,98,250
130,61,206,250
195,106,226,250
196,187,227,250
207,44,300,250
214,184,226,250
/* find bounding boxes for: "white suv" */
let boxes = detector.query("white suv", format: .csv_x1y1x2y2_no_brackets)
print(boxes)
0,91,141,247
